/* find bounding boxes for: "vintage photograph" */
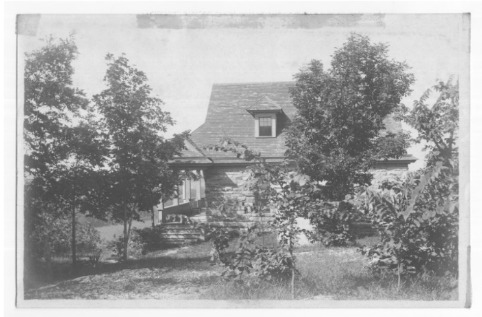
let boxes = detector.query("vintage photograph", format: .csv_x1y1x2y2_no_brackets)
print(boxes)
16,12,469,307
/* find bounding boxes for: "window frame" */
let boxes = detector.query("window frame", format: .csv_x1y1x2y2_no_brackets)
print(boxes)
258,116,273,137
254,113,276,138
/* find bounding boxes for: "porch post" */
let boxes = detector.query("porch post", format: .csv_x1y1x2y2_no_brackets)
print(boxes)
196,170,202,200
185,178,191,201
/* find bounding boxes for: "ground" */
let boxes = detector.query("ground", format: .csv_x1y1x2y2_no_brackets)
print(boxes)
24,235,457,300
26,244,220,299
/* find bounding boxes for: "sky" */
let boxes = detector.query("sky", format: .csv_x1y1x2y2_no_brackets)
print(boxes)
18,14,469,170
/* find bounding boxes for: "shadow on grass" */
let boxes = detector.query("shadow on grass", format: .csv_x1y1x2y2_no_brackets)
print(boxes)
24,244,214,291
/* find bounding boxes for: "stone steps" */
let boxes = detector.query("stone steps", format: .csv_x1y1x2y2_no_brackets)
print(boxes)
158,223,205,245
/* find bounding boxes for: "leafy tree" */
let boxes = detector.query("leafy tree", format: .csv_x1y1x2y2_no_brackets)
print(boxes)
53,140,107,268
402,79,458,168
23,36,104,271
286,34,414,201
358,79,459,285
93,54,185,261
24,35,88,179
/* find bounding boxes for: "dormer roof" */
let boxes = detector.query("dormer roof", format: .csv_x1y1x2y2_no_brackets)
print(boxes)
246,96,284,115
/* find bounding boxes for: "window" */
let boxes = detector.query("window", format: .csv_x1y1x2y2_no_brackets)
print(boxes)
259,117,272,137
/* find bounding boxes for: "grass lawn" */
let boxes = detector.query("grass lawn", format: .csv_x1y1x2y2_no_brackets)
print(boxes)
24,234,458,301
78,213,153,242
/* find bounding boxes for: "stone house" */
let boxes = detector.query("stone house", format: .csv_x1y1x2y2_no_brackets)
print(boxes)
157,82,416,224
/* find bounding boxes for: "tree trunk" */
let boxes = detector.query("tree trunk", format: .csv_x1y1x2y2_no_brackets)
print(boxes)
151,205,155,228
71,204,77,270
289,231,295,300
123,206,135,261
71,172,77,271
127,215,133,243
44,240,53,279
291,266,295,300
397,263,401,292
123,206,128,262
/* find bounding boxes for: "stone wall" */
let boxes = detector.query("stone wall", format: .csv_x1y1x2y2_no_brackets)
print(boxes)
370,167,408,189
204,166,257,215
204,165,409,214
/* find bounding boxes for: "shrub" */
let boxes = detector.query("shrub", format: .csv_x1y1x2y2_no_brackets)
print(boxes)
357,164,458,279
29,212,103,260
76,223,103,255
134,226,165,253
217,226,295,284
108,230,145,261
204,226,238,264
306,201,360,247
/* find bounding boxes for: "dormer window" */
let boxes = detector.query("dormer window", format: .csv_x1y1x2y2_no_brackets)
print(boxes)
253,113,277,137
259,117,273,137
246,96,283,138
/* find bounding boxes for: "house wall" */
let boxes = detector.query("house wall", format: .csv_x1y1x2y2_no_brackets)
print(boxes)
204,166,256,215
370,167,408,189
203,164,410,213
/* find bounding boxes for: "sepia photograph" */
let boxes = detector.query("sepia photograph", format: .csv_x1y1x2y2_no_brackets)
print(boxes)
8,3,473,309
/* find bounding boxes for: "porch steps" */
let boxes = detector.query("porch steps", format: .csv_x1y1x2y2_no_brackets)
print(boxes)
158,223,205,245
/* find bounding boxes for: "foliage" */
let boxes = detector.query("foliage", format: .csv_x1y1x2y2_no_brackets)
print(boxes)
23,35,107,270
305,201,360,247
206,138,312,298
24,35,89,179
203,226,237,264
358,79,459,280
92,53,186,261
108,231,145,261
24,35,85,253
133,226,164,254
358,167,458,278
29,212,102,259
218,226,295,284
401,79,459,168
286,33,414,200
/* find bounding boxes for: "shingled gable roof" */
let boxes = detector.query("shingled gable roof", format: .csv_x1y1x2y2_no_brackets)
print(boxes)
246,96,284,114
170,138,212,166
173,81,416,164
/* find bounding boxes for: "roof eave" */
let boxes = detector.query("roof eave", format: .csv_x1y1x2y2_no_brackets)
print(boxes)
246,109,284,116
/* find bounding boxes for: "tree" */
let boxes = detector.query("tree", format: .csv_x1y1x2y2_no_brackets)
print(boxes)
23,35,98,271
93,54,185,261
53,126,107,269
358,79,459,282
402,79,458,168
286,34,414,201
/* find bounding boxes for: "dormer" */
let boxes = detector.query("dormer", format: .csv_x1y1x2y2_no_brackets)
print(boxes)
246,96,284,138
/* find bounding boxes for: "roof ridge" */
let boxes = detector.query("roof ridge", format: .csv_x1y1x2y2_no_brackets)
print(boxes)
212,81,294,87
263,96,282,108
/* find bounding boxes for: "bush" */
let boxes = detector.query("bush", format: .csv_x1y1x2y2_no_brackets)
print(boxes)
306,201,360,247
203,226,238,264
216,226,295,283
76,223,103,255
357,164,458,278
29,212,103,260
108,230,145,260
134,226,165,253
